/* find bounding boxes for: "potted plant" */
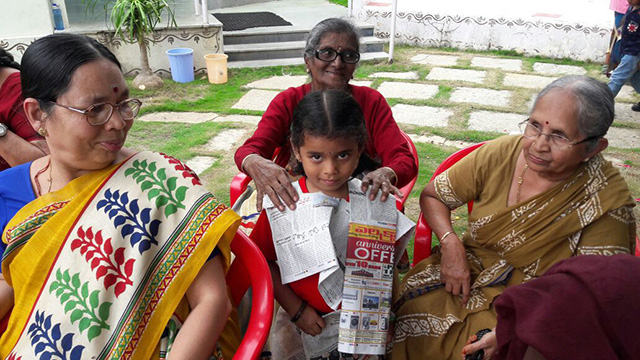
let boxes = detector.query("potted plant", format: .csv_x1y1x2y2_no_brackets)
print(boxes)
84,0,177,89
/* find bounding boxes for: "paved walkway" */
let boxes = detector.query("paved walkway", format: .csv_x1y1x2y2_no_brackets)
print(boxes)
139,51,640,174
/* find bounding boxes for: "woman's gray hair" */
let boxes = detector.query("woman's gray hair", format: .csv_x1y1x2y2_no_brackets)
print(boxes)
532,75,614,152
303,18,360,58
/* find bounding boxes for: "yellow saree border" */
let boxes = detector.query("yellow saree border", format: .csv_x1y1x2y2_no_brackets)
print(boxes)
0,152,239,360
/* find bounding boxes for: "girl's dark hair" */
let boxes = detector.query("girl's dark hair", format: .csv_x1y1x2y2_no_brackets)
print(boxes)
290,89,379,176
21,34,121,110
0,49,20,70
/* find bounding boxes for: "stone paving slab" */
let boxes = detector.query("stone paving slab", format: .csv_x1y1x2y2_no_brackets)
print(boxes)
407,133,475,149
204,129,247,151
138,112,218,123
471,57,522,72
532,63,586,76
426,67,486,84
614,103,640,125
351,80,373,87
410,54,459,66
391,104,452,127
232,89,280,111
369,71,420,80
377,82,439,100
450,87,512,107
468,111,524,134
245,75,308,90
213,114,262,125
617,85,639,102
503,73,557,89
606,127,640,149
185,156,217,175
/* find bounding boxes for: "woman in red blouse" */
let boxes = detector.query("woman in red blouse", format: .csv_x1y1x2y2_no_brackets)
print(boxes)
235,18,417,213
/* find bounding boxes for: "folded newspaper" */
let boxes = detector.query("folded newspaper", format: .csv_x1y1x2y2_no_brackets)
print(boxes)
264,179,415,358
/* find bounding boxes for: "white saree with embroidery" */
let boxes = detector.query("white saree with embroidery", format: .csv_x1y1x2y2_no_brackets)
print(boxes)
390,136,635,360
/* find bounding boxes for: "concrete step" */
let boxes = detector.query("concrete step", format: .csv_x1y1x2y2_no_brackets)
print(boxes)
222,23,376,45
228,51,389,68
224,36,385,62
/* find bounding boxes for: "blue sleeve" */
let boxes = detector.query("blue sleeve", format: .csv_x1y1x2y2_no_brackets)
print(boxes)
206,246,221,262
0,195,8,273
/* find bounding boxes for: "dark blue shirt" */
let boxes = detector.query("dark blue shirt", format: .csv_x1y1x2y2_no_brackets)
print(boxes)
621,7,640,56
0,162,36,270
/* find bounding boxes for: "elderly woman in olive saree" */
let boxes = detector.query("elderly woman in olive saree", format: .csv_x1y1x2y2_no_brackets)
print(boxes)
390,76,636,360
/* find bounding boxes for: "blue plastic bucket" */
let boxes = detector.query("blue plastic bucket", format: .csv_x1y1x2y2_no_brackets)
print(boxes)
166,48,194,83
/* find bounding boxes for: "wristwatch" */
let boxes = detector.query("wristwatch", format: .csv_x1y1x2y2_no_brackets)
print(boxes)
0,123,7,137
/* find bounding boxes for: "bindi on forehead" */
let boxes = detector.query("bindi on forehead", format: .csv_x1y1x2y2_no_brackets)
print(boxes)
112,86,118,93
545,121,549,124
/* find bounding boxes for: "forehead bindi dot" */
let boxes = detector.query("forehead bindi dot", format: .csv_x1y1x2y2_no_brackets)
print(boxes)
112,86,118,93
545,121,549,124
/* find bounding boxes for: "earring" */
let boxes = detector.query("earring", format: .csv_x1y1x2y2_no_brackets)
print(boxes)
306,68,310,74
584,157,590,162
38,128,48,137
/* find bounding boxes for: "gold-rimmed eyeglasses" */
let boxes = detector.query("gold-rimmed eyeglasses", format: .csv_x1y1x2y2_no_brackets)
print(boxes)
518,119,603,151
48,98,142,126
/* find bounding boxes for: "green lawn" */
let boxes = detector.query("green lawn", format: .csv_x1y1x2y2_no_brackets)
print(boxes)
125,44,640,261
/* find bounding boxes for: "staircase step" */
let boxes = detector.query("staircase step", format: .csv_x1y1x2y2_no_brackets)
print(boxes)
228,51,390,68
224,36,385,62
222,23,376,45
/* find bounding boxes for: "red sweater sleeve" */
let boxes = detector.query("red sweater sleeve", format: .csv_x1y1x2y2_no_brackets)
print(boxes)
234,85,310,171
351,85,417,188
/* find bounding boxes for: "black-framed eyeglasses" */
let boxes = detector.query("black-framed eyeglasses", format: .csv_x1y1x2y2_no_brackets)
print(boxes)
313,48,360,64
518,119,603,151
48,98,142,126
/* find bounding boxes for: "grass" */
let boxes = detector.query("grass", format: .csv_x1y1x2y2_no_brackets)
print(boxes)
125,44,640,261
327,0,348,6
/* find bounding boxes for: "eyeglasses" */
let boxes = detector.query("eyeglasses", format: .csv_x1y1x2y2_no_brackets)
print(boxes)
48,98,142,126
313,48,360,64
518,119,602,151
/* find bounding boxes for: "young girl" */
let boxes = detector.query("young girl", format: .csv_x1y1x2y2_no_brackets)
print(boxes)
252,90,414,360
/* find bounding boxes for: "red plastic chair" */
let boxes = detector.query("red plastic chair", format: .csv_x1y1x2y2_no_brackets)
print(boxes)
413,142,486,266
0,230,274,360
227,230,274,359
230,132,420,211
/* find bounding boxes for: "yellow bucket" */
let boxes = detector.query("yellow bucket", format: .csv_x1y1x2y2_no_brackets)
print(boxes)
204,54,228,84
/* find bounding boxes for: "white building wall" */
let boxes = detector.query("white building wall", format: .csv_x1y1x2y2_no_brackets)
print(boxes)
0,0,54,60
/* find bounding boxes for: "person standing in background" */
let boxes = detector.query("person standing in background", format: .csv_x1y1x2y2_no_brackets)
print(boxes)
608,0,640,111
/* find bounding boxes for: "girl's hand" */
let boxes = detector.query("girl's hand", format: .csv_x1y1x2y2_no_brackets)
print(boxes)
361,167,403,202
461,329,497,360
294,305,326,336
244,155,298,212
440,234,471,306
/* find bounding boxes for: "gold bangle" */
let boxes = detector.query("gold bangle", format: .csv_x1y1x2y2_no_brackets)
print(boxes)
439,231,455,242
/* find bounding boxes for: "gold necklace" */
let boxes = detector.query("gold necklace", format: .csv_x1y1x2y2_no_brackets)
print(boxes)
515,164,528,204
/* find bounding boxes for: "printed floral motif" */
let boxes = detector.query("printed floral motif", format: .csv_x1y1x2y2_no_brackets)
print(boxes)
70,226,135,297
96,189,161,253
161,153,202,186
27,311,85,360
124,159,189,217
49,269,112,341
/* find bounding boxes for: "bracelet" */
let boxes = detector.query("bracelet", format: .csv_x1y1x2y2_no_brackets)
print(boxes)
290,300,308,323
439,231,456,243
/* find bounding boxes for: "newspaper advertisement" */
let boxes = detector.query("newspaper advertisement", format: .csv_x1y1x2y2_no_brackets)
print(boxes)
337,181,415,355
264,192,340,284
